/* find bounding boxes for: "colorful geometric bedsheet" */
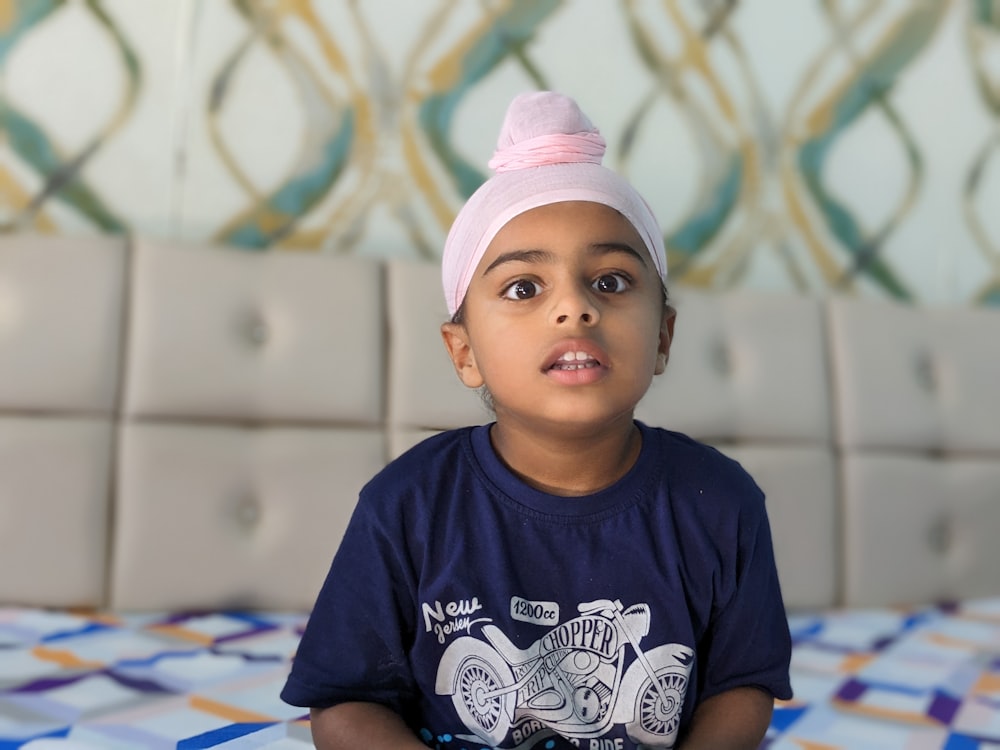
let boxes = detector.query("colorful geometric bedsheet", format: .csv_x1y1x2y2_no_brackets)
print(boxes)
1,599,999,749
770,598,1000,750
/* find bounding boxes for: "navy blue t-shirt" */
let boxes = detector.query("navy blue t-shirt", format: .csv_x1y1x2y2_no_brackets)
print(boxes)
282,422,792,749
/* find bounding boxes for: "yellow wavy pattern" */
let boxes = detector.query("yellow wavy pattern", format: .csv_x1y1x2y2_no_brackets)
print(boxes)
622,0,766,289
963,2,1000,304
782,1,949,300
0,0,994,303
207,0,375,249
0,0,140,233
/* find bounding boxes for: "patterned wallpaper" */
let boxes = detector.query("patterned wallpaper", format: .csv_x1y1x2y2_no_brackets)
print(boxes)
0,0,997,304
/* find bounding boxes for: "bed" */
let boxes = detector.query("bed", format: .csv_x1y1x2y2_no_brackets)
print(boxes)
3,600,1000,748
2,234,998,748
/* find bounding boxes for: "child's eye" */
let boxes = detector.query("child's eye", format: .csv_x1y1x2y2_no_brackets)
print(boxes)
502,279,541,300
593,273,629,293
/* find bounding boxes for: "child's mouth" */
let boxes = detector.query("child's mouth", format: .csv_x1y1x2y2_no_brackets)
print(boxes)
549,351,600,371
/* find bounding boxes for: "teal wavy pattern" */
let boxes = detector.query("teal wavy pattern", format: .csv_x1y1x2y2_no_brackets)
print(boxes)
418,0,559,200
973,0,999,24
659,4,749,269
795,4,947,299
210,0,359,249
0,0,137,233
668,153,743,262
219,109,356,249
0,102,124,231
964,0,1000,305
619,2,756,281
0,0,61,64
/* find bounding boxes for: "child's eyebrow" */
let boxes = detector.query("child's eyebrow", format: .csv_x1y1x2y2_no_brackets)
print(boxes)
482,249,555,275
482,243,649,276
591,242,650,267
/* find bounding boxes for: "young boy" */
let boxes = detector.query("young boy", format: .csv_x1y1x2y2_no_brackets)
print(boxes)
282,91,792,750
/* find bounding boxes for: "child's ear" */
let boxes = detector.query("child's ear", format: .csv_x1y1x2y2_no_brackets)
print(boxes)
655,305,677,375
441,322,485,389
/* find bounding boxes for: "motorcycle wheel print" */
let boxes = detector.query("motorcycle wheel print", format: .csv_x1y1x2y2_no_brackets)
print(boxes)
450,649,515,745
626,667,687,745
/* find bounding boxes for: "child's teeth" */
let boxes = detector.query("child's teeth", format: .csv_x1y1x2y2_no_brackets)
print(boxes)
552,351,599,370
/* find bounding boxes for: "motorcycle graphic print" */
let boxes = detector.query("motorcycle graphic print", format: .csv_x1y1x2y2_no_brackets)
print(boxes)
435,599,693,748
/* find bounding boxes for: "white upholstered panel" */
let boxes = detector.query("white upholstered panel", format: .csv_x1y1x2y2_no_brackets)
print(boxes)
720,445,838,611
124,239,384,423
831,297,1000,607
829,298,1000,453
111,423,385,611
0,234,125,412
386,260,489,432
637,289,831,443
842,454,1000,607
2,232,993,613
0,417,112,606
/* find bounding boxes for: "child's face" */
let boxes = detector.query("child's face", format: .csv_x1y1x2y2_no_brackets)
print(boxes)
442,200,675,434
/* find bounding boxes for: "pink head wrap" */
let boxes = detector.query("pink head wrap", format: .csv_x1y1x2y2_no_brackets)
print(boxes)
441,91,667,316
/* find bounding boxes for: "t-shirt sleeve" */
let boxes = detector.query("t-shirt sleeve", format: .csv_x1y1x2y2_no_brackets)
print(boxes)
280,487,418,713
698,484,793,702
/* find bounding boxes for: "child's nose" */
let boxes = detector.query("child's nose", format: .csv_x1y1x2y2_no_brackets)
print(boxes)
551,286,600,326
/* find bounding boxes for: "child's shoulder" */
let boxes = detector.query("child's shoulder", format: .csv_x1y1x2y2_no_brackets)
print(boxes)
641,422,744,467
363,426,479,494
640,423,764,507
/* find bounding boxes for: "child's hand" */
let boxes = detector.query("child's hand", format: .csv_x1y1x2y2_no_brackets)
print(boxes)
310,702,429,750
676,687,774,750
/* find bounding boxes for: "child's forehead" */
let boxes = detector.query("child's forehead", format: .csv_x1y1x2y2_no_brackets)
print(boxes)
482,201,656,267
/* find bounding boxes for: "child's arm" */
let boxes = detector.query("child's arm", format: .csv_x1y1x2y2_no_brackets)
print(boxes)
310,702,428,750
676,686,774,750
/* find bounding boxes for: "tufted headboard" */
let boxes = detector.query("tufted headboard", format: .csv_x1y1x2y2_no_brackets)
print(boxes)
1,235,998,612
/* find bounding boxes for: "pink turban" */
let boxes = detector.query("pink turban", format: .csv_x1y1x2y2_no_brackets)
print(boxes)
441,91,667,316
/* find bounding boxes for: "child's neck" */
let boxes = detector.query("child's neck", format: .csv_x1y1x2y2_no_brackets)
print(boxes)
489,415,641,497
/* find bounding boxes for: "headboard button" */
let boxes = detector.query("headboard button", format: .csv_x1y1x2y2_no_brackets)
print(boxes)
233,495,262,531
926,514,952,556
245,315,270,347
709,341,731,376
913,351,936,393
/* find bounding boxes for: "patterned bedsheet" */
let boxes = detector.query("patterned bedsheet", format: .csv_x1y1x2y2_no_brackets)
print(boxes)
770,598,1000,750
0,611,310,748
1,599,998,749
